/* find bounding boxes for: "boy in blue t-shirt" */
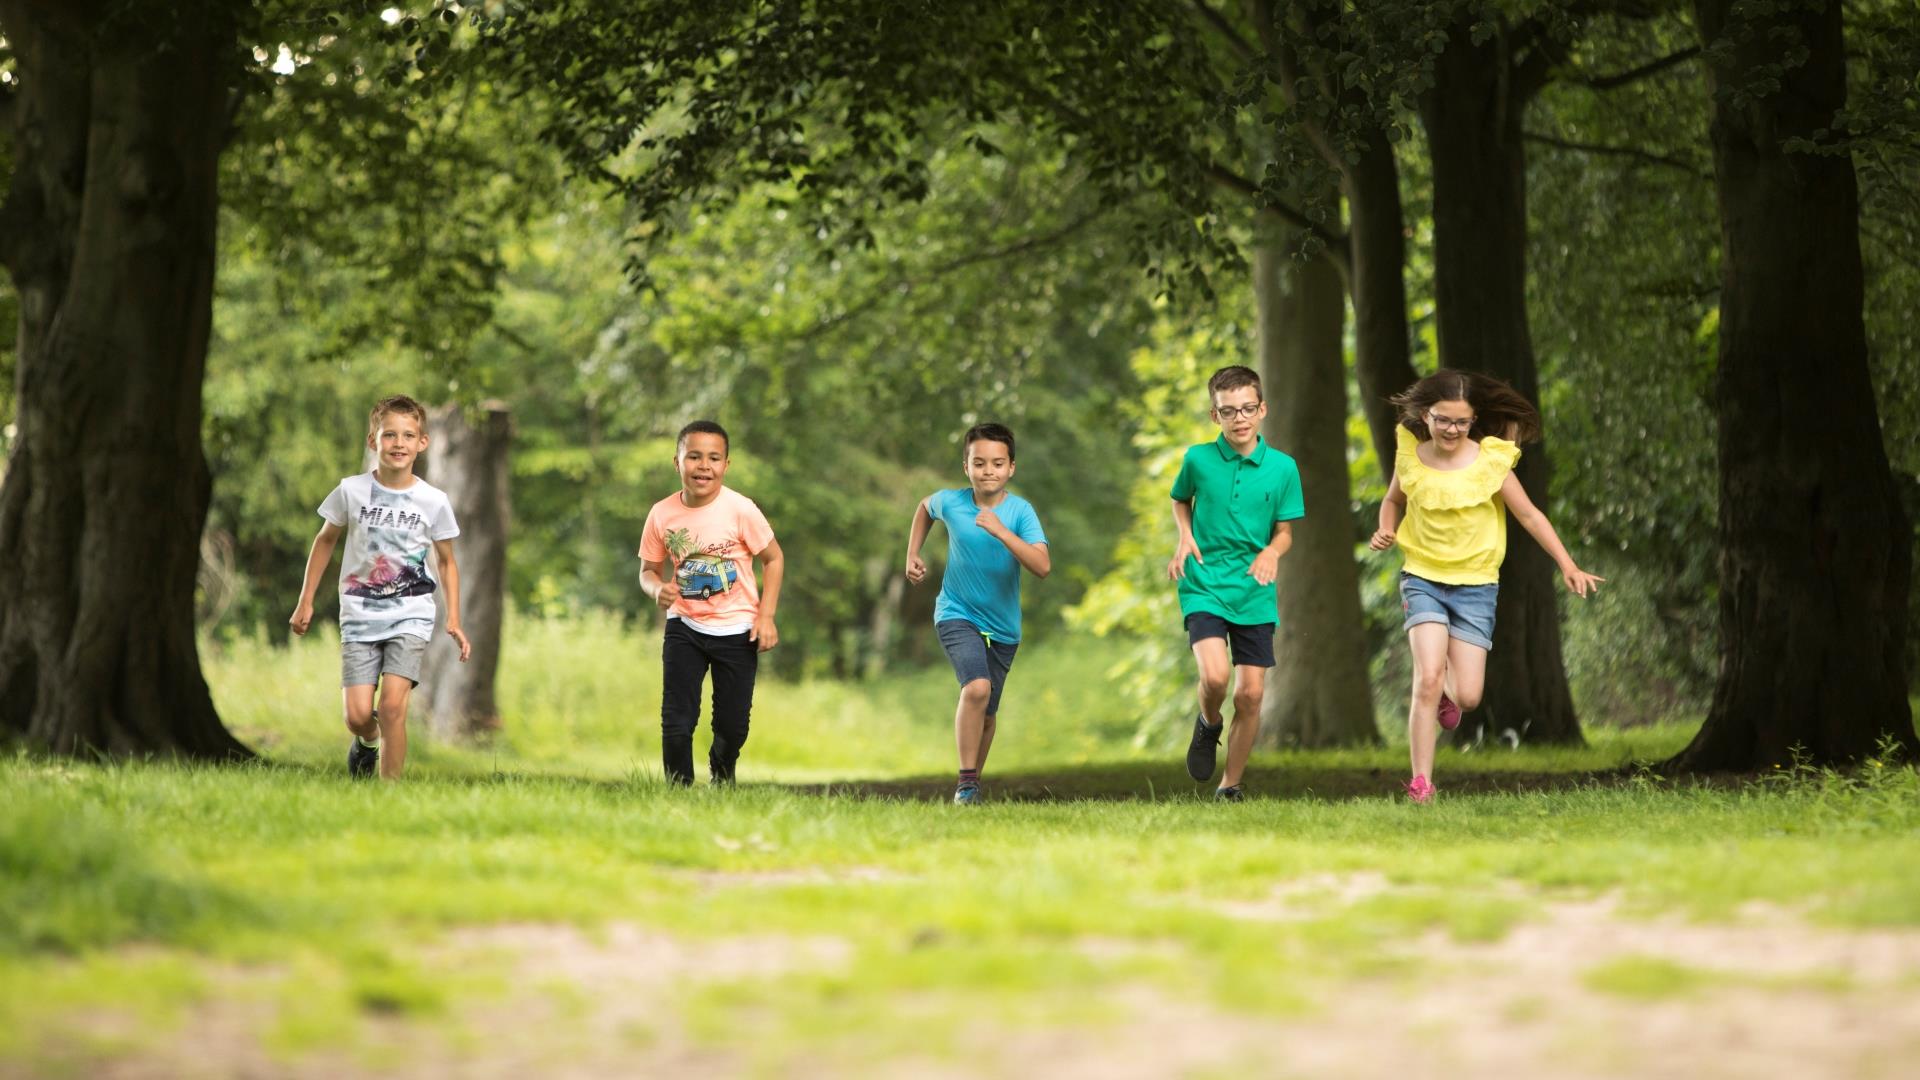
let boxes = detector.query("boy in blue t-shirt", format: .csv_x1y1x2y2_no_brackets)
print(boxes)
904,422,1051,804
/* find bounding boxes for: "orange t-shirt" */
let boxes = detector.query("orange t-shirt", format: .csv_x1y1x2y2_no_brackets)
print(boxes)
638,487,776,633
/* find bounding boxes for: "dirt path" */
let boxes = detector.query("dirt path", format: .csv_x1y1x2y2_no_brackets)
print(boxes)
23,888,1920,1079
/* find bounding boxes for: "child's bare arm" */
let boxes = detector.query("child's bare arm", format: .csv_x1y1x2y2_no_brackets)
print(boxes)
1499,473,1605,597
752,539,784,651
290,523,344,635
904,498,935,584
640,559,680,610
432,538,471,661
1167,499,1201,580
1370,474,1406,550
1250,522,1292,585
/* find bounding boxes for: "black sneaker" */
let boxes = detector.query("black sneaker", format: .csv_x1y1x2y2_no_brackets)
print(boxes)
1215,784,1245,802
1186,713,1222,782
347,739,378,779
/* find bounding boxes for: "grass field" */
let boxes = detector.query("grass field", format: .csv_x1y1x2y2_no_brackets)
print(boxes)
5,620,1919,1077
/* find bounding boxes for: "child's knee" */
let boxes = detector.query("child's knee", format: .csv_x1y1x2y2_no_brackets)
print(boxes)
1453,688,1484,710
1197,668,1231,699
959,679,992,706
1232,684,1263,713
377,690,411,722
1412,667,1445,699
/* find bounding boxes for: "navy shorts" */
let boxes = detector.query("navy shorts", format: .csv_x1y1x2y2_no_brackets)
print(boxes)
936,620,1020,715
1400,572,1498,651
1184,612,1277,669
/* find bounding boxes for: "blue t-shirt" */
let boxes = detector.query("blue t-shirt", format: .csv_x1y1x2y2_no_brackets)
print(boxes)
928,488,1048,643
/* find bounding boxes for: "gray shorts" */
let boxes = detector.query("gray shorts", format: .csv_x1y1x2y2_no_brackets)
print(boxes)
936,619,1019,715
341,635,428,688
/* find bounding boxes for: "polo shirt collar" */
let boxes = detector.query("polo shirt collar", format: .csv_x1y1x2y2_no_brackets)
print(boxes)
1213,433,1268,465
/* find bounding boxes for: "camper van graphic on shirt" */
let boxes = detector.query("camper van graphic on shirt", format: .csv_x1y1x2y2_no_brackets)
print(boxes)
666,527,737,599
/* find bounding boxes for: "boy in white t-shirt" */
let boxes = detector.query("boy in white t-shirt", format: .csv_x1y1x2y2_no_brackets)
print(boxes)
291,395,471,780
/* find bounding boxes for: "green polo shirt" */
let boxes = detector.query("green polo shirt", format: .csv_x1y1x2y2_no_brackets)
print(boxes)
1170,434,1305,625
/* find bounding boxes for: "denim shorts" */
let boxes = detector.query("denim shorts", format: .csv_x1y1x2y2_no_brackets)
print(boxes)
936,620,1020,715
1400,573,1498,651
1184,612,1277,669
341,635,428,688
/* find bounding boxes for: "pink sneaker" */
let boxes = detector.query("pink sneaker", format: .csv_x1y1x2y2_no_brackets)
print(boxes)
1438,693,1461,731
1405,775,1436,803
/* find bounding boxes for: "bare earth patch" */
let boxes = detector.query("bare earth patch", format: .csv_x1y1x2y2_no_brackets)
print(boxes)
26,887,1920,1078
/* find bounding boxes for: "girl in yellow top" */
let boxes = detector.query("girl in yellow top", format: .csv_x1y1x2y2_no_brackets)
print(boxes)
1369,371,1603,803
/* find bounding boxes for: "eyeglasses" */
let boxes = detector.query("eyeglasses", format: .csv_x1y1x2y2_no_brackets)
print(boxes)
1427,412,1474,432
1213,404,1263,421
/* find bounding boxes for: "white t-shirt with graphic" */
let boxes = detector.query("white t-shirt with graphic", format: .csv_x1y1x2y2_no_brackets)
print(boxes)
318,473,461,643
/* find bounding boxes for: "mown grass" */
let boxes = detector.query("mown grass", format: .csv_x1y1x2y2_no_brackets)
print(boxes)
4,621,1918,1074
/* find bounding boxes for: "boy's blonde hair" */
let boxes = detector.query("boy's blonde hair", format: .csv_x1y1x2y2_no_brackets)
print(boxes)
368,395,429,434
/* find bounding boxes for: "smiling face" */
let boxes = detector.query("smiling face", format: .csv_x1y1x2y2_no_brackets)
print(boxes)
676,431,730,504
1426,398,1476,449
963,438,1015,498
367,410,428,475
1210,385,1265,449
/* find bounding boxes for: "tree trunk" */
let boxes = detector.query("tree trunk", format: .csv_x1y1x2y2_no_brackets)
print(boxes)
1255,240,1378,747
1343,129,1420,478
420,402,511,741
1419,17,1582,746
0,4,249,758
1669,0,1916,770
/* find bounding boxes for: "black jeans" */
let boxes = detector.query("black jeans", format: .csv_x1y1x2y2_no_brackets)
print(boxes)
660,618,760,785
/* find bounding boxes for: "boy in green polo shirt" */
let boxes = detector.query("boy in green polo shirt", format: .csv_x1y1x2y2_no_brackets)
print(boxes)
1165,365,1305,800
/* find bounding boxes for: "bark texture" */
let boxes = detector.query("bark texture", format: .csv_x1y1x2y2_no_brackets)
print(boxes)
1255,241,1378,747
1670,0,1916,770
0,3,249,758
420,403,511,741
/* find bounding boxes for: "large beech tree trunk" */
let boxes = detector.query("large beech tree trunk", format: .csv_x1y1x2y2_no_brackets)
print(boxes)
0,4,249,758
1669,0,1916,770
1419,17,1581,746
420,402,512,741
1343,126,1420,477
1255,240,1377,747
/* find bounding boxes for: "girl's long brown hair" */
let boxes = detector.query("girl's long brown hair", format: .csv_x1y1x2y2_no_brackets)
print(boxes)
1389,368,1542,445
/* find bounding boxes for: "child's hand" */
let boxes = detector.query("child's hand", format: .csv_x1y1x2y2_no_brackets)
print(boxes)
1249,547,1281,586
974,508,1007,538
905,554,928,584
653,579,681,611
750,613,779,652
1369,528,1396,551
447,624,472,662
1166,536,1202,580
1562,567,1605,598
289,602,314,636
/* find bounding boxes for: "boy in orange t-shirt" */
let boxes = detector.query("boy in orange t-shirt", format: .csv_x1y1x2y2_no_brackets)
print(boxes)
639,421,786,785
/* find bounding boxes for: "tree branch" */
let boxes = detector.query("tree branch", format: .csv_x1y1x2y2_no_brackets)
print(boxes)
1206,162,1348,262
1578,46,1700,90
1523,131,1710,179
799,205,1110,341
1188,0,1256,62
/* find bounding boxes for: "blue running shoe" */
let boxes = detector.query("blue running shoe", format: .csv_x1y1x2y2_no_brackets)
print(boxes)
953,781,982,805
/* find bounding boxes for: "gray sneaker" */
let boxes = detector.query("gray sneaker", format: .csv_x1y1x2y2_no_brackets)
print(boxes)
1214,784,1245,803
954,782,982,806
1186,713,1222,782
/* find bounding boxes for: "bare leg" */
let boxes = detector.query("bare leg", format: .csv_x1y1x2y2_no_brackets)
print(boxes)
1191,638,1231,727
343,684,377,740
375,673,414,780
1218,664,1266,789
954,678,992,771
1407,623,1452,781
1444,639,1489,711
977,712,999,773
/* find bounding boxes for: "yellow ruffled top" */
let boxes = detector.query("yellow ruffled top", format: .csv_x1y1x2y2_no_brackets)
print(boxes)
1394,426,1521,586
